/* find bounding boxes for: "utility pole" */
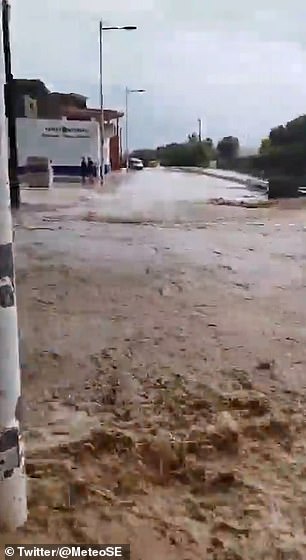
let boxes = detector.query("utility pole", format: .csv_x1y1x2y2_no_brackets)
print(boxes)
0,2,27,529
198,118,202,143
99,20,105,184
2,0,20,208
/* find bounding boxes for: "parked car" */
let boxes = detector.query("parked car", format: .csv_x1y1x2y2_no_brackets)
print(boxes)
129,157,144,170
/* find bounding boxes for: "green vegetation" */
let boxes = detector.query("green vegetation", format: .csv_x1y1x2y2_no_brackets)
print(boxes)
216,116,306,191
132,134,216,168
259,137,271,155
256,115,306,177
156,134,215,167
133,114,306,187
216,136,240,163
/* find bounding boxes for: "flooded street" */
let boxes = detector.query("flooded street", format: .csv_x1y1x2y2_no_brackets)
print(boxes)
21,167,265,223
9,169,306,559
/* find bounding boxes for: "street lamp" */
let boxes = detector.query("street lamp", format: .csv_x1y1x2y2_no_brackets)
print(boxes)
99,22,137,184
125,87,146,172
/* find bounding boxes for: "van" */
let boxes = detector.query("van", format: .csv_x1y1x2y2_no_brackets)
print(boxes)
129,157,144,170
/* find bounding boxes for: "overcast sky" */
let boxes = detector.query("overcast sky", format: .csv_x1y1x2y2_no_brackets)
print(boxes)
10,0,306,150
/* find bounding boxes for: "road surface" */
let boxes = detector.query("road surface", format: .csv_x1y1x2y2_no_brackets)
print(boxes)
6,169,306,559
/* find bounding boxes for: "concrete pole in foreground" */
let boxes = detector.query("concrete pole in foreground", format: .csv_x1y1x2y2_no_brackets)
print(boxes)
0,5,27,530
2,0,20,209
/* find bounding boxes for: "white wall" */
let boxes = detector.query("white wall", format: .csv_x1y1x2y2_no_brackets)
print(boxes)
16,118,111,167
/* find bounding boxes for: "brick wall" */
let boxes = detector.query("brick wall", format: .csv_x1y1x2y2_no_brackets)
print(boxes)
110,135,120,170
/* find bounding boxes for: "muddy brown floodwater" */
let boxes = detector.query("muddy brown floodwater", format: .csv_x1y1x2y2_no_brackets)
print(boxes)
3,169,306,559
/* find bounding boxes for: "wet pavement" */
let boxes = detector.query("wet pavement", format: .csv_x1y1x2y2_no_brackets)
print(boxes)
16,167,306,301
17,170,305,315
21,167,265,223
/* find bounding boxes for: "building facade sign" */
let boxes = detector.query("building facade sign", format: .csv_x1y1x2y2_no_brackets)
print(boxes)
42,125,90,138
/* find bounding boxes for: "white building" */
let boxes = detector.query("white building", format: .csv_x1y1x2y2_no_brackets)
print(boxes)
16,117,114,177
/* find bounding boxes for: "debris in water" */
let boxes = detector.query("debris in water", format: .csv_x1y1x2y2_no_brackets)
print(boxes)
256,360,275,371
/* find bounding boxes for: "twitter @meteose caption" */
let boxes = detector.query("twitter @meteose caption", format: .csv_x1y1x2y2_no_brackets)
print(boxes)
5,546,130,560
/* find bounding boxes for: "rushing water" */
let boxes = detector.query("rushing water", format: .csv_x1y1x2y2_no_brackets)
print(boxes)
21,167,266,224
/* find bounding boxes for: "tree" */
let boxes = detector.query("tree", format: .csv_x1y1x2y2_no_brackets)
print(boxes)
267,116,306,149
157,140,211,167
257,114,306,177
269,125,288,146
217,136,240,160
259,137,271,154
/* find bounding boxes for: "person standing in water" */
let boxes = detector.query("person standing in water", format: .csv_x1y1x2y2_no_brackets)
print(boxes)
80,157,87,185
87,157,94,184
